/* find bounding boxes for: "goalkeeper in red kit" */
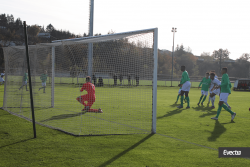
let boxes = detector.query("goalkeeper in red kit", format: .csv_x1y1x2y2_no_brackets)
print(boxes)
76,76,103,113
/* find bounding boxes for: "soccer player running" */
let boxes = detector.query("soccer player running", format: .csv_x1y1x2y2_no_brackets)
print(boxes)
209,72,221,109
76,76,103,113
197,72,211,106
19,69,28,91
211,67,236,121
39,70,48,93
177,66,191,109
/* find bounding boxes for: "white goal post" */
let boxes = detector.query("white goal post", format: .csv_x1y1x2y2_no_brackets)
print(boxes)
3,28,158,135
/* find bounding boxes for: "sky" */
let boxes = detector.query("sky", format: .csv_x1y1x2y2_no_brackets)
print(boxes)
1,0,250,60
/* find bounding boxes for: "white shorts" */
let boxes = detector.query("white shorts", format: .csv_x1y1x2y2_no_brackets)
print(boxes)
212,89,220,96
178,89,181,94
220,93,229,103
201,90,208,96
42,82,46,87
181,81,191,92
23,81,27,85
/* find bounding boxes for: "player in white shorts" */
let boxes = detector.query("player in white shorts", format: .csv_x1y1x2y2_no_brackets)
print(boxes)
211,67,236,121
19,70,28,91
209,72,221,109
39,70,48,93
197,72,211,106
208,70,218,106
177,65,191,109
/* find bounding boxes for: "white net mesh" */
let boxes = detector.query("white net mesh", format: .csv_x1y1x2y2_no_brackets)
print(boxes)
3,28,157,135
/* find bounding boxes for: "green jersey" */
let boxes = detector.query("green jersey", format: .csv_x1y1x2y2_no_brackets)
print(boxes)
40,74,48,83
220,73,230,93
23,73,28,81
180,71,190,84
198,77,211,91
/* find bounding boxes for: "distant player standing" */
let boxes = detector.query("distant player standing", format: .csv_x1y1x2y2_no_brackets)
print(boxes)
177,66,191,109
19,70,28,91
0,75,4,85
211,67,236,121
209,72,221,109
38,70,48,93
1,70,5,78
197,72,211,106
76,76,103,113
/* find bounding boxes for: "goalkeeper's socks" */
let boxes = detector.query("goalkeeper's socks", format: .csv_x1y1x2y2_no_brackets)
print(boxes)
215,105,222,118
222,104,234,115
201,96,207,103
185,96,190,107
198,95,203,103
176,95,180,102
181,96,184,106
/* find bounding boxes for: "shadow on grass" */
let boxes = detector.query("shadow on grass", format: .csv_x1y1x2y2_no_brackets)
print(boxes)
199,111,217,118
99,134,154,167
157,108,183,119
0,138,34,149
40,111,86,122
170,103,179,107
221,120,235,124
207,120,226,142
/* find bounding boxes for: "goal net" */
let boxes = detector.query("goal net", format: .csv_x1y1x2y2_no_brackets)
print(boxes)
2,28,158,136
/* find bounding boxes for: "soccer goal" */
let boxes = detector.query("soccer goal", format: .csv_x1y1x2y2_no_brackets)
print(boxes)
2,28,158,136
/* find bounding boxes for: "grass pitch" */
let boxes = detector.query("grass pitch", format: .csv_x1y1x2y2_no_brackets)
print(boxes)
1,84,250,166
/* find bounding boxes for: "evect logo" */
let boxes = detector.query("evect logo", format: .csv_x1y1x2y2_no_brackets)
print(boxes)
223,150,241,156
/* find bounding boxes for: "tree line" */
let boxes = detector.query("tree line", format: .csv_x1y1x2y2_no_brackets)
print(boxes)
1,13,250,78
158,45,250,78
0,13,95,69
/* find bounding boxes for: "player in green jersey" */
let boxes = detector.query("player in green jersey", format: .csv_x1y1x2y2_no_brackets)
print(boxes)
177,66,191,109
211,67,236,121
39,70,48,93
19,69,28,91
197,72,211,106
223,81,232,109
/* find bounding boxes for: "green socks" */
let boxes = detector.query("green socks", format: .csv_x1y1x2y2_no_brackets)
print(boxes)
199,95,203,103
181,96,184,106
176,95,180,102
185,96,190,107
201,96,207,103
222,104,234,115
215,104,234,118
215,105,222,118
